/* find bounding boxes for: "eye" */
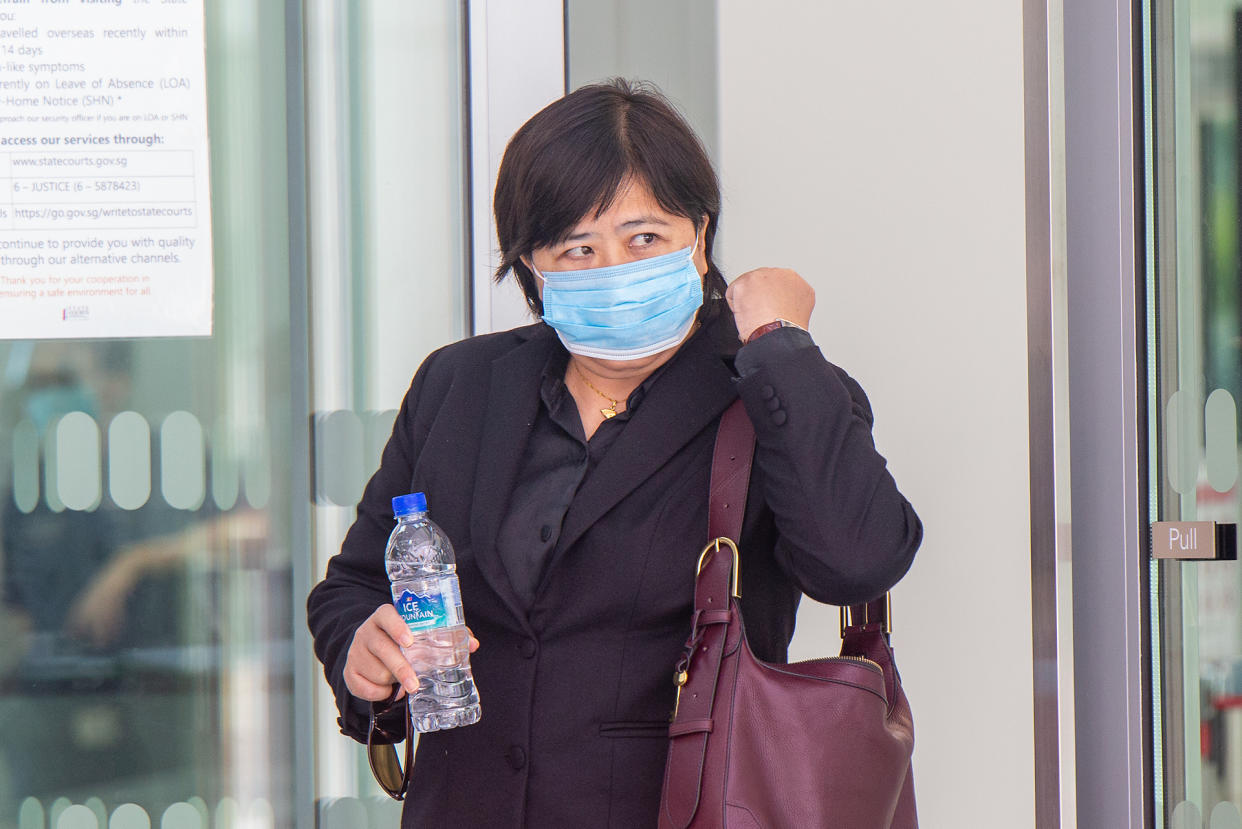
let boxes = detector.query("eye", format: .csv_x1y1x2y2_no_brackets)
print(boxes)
563,245,593,260
631,232,657,248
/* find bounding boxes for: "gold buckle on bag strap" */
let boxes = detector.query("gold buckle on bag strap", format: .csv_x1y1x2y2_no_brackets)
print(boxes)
673,538,741,719
839,593,893,638
696,537,741,599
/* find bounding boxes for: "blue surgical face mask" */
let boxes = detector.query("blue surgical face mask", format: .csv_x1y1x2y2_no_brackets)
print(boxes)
532,232,704,361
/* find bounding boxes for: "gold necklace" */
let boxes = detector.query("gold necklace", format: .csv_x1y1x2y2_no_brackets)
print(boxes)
573,362,622,419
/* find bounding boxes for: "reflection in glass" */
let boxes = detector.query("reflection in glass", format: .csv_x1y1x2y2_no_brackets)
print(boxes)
1146,0,1242,822
0,2,295,826
0,0,472,823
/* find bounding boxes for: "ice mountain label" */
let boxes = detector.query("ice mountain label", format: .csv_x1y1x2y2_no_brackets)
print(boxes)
396,587,448,632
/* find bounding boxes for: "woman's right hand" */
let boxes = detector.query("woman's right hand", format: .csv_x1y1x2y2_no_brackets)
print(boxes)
344,604,420,701
344,604,481,702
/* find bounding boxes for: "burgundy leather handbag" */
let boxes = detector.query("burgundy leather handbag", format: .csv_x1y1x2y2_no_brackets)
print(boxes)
658,400,917,829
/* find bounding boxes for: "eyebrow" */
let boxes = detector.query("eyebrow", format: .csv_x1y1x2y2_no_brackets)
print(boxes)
564,215,673,242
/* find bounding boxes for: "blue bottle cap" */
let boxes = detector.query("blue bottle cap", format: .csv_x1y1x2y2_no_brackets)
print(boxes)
392,492,428,517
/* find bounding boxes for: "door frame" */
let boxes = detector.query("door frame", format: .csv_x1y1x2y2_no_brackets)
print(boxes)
1063,0,1155,825
467,0,566,336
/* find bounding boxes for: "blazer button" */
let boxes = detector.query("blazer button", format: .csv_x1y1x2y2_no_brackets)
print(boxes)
520,639,537,659
760,384,776,400
771,410,787,426
507,745,527,770
766,395,781,412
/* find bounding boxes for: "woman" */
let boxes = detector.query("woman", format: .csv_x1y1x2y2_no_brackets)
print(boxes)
307,79,922,828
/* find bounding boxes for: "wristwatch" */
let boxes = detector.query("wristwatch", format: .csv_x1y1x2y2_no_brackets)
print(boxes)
744,318,807,345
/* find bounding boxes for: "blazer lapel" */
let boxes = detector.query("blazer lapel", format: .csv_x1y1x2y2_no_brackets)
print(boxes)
549,318,740,566
468,326,557,628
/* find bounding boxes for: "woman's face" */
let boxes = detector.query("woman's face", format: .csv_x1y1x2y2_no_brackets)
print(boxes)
528,178,708,282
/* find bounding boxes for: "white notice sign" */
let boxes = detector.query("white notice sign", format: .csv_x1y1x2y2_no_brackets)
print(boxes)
0,0,212,339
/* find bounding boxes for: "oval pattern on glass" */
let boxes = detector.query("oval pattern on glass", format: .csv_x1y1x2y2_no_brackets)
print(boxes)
57,411,101,511
161,411,205,511
109,803,151,829
1205,388,1239,493
56,804,99,829
109,412,152,510
1166,390,1201,496
12,419,39,514
160,802,202,829
314,410,364,507
1210,800,1242,829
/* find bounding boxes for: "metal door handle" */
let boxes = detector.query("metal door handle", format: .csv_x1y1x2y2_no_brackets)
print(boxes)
1151,521,1238,560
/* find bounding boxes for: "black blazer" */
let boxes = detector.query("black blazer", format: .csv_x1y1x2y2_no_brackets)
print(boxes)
307,310,922,828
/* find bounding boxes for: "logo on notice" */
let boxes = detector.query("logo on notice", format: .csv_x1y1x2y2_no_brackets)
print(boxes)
62,305,88,321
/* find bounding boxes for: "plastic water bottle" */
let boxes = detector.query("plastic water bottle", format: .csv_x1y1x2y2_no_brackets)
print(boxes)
385,492,481,732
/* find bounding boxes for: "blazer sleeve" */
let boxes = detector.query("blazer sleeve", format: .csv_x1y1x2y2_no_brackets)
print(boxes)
734,328,922,606
306,347,445,741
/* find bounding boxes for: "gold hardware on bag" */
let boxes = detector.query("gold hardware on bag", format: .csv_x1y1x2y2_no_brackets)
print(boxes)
673,670,689,718
839,592,892,638
674,539,741,719
696,537,741,599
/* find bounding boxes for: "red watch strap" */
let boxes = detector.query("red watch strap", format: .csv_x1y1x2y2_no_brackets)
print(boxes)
744,320,784,345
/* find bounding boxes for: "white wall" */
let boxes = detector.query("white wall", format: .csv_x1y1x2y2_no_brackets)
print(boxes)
716,2,1035,825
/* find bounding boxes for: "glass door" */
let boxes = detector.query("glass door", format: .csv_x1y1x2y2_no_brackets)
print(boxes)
0,3,299,826
0,2,477,826
1144,1,1242,825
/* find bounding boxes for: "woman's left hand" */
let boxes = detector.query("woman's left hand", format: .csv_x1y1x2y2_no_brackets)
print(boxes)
725,267,816,343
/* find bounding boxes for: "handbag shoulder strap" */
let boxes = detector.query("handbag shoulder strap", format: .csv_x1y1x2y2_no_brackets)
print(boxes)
708,399,755,542
707,398,886,634
663,401,754,829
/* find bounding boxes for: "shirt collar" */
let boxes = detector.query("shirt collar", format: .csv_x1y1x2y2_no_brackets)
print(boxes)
538,332,695,420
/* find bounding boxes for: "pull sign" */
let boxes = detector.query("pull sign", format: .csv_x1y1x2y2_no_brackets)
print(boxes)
1151,521,1238,560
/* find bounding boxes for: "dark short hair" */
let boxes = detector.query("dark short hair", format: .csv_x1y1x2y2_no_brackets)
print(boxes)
493,78,724,317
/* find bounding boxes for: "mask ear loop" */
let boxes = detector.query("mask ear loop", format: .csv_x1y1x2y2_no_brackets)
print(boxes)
520,256,546,283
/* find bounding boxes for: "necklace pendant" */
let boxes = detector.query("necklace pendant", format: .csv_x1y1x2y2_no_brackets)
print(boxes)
601,407,617,419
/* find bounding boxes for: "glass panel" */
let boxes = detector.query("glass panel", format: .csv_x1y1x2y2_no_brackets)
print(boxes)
0,2,297,825
0,1,472,822
303,0,469,807
1144,0,1242,822
566,0,719,162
